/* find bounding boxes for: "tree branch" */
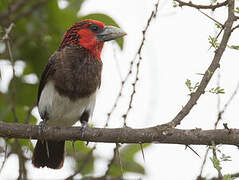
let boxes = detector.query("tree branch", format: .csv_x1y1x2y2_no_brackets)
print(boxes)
1,122,239,146
165,0,236,128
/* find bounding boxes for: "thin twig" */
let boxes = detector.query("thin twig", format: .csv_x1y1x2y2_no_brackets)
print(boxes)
122,0,160,126
215,70,221,128
231,24,239,33
198,148,210,178
15,139,27,180
106,0,160,127
216,83,239,127
116,143,123,177
1,23,15,41
211,141,223,179
174,0,229,10
198,9,223,27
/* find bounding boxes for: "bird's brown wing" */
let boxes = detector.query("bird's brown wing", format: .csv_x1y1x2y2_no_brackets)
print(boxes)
37,53,57,104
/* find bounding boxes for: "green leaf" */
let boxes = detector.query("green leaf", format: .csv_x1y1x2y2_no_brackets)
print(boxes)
208,86,225,94
215,23,222,29
229,45,239,50
2,105,37,124
233,7,239,14
185,79,192,91
18,139,34,151
208,35,220,49
79,13,125,50
185,79,199,93
210,156,222,171
220,153,232,162
223,174,235,180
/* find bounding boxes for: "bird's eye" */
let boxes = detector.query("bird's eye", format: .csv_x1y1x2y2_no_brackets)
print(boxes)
90,24,100,33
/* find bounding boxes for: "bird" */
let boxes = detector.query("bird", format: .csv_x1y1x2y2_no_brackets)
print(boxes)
32,19,126,169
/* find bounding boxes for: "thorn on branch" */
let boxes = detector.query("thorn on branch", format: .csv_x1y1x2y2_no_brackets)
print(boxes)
139,143,146,162
185,145,201,158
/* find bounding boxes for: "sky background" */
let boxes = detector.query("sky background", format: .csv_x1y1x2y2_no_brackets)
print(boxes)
1,0,239,179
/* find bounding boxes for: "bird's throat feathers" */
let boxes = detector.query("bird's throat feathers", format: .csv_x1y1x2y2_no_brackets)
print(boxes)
77,29,104,60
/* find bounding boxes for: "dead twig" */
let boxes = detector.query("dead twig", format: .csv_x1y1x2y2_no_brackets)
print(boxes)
122,0,160,126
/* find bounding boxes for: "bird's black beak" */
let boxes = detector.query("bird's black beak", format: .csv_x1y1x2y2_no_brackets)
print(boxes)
97,26,126,42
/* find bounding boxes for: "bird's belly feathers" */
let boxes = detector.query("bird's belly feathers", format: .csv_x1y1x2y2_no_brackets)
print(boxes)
38,81,96,126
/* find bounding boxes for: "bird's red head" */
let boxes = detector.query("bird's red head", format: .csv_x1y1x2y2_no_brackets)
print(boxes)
59,19,126,59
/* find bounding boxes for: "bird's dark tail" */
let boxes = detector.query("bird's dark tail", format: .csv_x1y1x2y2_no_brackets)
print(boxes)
32,140,65,169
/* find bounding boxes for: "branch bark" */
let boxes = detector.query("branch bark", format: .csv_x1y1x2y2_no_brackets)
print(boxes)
1,122,239,146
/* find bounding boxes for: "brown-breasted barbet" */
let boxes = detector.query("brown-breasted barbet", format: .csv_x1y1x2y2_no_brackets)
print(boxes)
32,19,126,169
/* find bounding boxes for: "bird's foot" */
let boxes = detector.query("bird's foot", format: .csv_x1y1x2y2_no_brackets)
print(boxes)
80,121,89,145
38,120,47,140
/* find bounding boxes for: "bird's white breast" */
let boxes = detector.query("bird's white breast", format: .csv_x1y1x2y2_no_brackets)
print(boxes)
38,81,96,126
